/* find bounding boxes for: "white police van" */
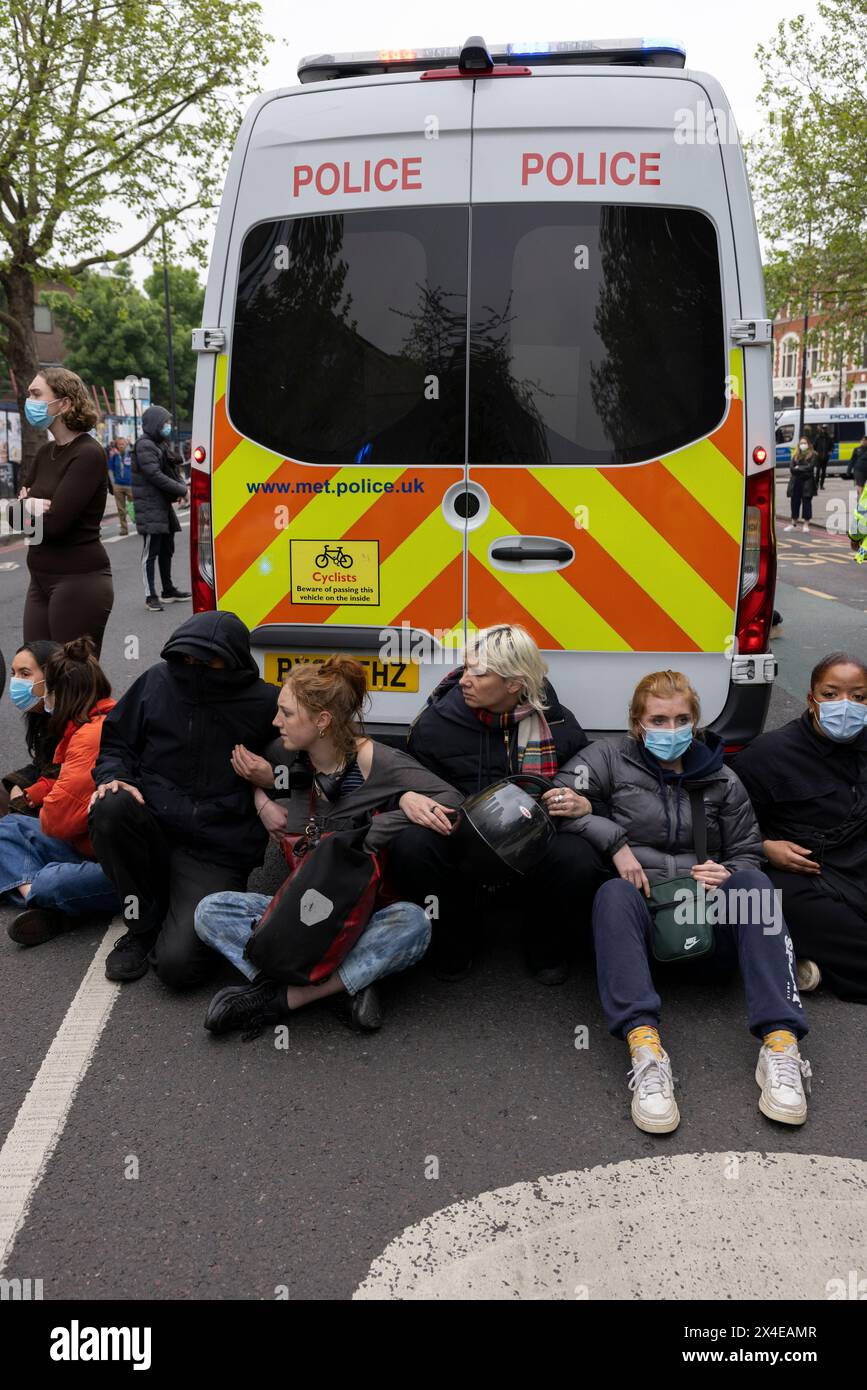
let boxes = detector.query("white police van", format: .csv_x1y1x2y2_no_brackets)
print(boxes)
191,36,776,749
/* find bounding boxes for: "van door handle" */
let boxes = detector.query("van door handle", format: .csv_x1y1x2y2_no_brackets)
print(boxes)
490,539,573,563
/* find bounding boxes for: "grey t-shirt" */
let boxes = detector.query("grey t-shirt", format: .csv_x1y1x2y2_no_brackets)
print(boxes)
270,739,462,852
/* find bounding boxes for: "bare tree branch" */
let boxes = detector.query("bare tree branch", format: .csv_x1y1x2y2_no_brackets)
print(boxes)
64,202,200,273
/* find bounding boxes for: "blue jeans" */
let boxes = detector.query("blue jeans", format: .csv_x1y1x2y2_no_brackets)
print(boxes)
194,893,431,994
592,869,808,1041
0,816,121,917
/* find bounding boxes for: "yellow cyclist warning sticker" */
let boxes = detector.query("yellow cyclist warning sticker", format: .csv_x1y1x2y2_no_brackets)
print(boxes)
289,540,380,606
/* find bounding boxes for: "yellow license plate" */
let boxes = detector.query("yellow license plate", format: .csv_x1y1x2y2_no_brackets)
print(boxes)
264,652,419,692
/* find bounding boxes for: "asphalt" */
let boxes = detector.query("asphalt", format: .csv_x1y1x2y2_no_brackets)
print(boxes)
0,502,865,1302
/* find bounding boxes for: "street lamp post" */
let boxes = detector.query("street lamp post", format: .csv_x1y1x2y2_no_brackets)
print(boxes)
161,226,179,448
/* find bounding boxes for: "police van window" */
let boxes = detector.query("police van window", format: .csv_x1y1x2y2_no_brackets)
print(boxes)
229,209,468,465
838,422,865,443
776,424,795,444
468,205,726,466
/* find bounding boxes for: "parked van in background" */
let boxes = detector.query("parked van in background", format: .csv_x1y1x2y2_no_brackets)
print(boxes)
775,408,867,474
190,36,777,750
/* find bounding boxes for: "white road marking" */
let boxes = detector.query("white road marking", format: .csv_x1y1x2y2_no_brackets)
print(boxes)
354,1152,867,1300
0,561,19,570
0,928,120,1272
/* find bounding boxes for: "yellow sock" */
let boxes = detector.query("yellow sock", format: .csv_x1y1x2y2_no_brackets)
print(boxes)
763,1029,797,1052
627,1025,663,1058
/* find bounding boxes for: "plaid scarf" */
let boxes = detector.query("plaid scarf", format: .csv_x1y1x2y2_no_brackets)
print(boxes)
475,702,558,777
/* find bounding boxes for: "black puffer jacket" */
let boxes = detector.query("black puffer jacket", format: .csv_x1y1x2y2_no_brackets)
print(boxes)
92,612,278,869
557,731,763,885
132,405,186,535
407,669,589,796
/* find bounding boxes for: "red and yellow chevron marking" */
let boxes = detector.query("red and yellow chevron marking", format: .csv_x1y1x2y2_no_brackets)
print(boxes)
210,358,464,633
210,352,747,653
469,355,746,653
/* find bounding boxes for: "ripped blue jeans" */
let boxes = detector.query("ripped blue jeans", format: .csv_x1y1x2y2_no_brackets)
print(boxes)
194,892,431,994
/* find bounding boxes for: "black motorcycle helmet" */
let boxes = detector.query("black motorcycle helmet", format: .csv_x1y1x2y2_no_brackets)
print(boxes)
451,774,556,880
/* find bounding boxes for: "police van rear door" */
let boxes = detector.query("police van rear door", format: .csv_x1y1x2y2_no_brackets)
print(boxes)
216,81,473,719
467,72,747,730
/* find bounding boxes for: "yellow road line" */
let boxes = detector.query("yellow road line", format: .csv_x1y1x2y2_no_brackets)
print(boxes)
798,587,836,599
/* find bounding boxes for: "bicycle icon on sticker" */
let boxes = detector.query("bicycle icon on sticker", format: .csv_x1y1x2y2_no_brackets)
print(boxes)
315,544,353,569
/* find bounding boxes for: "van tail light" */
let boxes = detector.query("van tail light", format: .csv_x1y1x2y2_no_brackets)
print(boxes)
190,466,216,612
735,469,776,654
421,65,531,79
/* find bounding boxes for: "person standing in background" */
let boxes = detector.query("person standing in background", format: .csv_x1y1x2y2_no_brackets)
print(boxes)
131,405,191,613
812,425,832,491
783,437,817,534
107,434,134,535
21,370,114,657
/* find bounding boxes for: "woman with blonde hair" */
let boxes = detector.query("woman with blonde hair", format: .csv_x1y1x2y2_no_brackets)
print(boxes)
195,655,462,1037
22,368,113,655
555,669,812,1135
388,623,603,982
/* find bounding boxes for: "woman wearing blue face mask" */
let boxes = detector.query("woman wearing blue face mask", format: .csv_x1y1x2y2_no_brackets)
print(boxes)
731,652,867,1006
554,670,811,1136
1,641,61,817
21,369,114,657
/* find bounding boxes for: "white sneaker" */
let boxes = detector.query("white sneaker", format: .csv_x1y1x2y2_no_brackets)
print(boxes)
756,1040,811,1125
801,522,810,532
628,1045,680,1133
796,959,822,993
783,523,795,531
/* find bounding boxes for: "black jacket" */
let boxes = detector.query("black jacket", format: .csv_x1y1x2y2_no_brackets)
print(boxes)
93,612,278,869
406,670,589,796
132,405,187,535
851,443,867,490
731,711,867,914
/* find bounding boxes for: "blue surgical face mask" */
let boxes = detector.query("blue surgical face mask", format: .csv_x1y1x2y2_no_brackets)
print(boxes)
160,423,172,439
9,677,42,712
816,698,867,742
24,398,60,428
641,723,694,761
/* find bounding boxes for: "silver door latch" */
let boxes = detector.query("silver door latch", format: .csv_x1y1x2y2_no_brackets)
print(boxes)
731,654,777,684
191,327,227,352
730,318,773,346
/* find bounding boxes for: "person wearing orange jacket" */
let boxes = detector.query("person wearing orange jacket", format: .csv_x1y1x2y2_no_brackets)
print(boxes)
0,636,121,947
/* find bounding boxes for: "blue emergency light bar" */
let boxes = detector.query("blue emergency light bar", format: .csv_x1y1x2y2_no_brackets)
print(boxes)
298,36,687,84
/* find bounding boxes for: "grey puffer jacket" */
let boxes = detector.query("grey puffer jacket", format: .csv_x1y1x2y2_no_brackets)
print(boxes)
555,731,763,886
132,405,187,535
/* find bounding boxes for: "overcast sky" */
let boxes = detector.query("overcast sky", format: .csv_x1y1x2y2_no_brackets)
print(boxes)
124,0,823,281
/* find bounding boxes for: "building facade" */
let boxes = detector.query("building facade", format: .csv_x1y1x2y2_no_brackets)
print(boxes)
773,301,867,411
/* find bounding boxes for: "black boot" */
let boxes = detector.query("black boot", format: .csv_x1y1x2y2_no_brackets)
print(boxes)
204,977,288,1039
336,984,383,1032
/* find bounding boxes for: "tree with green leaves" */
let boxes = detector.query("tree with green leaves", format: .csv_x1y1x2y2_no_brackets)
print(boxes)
49,262,204,418
0,0,269,472
749,0,867,355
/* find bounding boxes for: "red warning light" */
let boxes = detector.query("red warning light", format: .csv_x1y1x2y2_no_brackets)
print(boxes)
378,49,417,62
752,445,768,464
193,445,206,464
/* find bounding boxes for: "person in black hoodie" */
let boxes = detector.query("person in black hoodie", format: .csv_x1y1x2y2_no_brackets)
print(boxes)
731,652,867,1004
132,404,190,613
387,624,605,982
88,612,278,987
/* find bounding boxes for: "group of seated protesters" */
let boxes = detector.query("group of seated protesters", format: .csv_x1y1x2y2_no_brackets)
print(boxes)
2,614,866,1136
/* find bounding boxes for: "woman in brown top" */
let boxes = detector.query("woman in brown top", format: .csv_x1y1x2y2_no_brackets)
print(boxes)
22,369,114,657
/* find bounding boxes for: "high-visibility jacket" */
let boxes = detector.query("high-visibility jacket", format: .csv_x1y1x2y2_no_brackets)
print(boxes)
849,481,867,564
